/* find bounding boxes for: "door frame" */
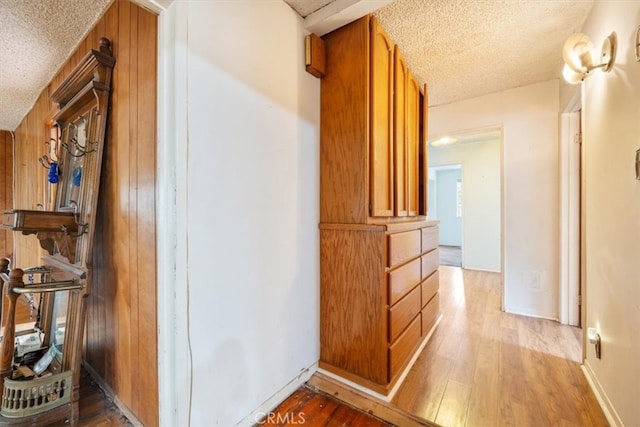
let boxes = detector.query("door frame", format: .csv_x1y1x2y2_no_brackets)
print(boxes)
136,0,188,426
559,90,582,327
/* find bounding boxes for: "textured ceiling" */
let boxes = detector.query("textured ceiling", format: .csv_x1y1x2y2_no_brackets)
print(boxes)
286,0,594,107
0,0,113,130
0,0,594,131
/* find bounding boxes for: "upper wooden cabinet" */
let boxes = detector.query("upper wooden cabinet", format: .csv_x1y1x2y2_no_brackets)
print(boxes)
370,18,395,218
393,46,407,218
407,74,421,217
320,15,427,224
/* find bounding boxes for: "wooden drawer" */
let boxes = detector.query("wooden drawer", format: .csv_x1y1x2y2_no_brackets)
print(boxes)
389,315,421,379
421,249,439,279
421,226,438,252
388,258,421,306
389,285,421,342
421,271,439,308
387,230,421,267
1,209,77,232
421,293,440,337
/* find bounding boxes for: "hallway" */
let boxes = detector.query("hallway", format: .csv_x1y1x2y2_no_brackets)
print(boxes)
392,267,608,426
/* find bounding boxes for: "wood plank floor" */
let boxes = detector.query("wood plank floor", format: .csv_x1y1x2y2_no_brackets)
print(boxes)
392,266,609,427
47,368,133,427
259,386,392,426
264,266,608,426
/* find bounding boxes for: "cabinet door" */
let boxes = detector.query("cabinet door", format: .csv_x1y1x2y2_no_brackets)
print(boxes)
406,74,420,216
419,83,429,216
393,47,408,217
369,18,394,217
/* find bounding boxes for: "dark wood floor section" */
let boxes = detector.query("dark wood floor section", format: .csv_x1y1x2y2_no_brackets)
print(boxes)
47,369,133,427
258,386,391,426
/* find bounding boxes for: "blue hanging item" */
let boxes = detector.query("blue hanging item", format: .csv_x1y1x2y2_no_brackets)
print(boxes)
73,166,82,187
48,162,59,184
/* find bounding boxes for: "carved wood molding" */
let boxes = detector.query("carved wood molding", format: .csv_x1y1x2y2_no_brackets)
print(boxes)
50,38,114,108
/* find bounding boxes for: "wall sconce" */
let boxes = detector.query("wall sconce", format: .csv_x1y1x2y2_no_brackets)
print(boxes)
562,32,617,84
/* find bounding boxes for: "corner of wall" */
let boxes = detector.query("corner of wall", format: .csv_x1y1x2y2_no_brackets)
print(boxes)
581,360,624,427
234,362,318,427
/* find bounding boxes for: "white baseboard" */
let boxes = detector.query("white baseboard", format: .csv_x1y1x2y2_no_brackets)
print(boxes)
234,362,318,426
461,266,501,273
319,314,443,403
503,305,559,322
581,360,624,427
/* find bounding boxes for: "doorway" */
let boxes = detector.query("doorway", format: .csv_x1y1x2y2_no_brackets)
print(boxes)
429,165,463,267
559,91,582,327
428,128,501,272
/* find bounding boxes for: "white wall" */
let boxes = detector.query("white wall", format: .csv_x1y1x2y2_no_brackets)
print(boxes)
580,2,640,425
430,139,501,271
161,1,320,426
429,80,560,319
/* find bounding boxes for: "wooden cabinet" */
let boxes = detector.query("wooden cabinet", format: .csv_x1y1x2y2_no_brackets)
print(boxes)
394,49,421,218
320,221,440,394
320,15,427,224
319,15,439,396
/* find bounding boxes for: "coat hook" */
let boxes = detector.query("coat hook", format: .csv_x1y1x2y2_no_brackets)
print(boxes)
38,156,51,169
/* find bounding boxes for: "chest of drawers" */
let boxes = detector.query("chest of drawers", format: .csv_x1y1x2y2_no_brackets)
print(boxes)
319,220,440,395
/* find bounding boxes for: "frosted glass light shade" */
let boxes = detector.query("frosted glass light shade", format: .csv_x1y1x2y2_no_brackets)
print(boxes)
562,63,584,85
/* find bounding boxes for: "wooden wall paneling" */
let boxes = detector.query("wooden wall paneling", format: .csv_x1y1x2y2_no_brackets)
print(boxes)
100,0,120,392
84,0,119,399
88,2,158,425
114,0,133,407
127,2,141,413
36,89,49,209
0,131,13,260
0,133,18,323
13,88,49,267
83,0,116,389
134,7,158,425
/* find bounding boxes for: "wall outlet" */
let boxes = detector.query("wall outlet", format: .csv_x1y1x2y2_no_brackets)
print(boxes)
528,272,541,290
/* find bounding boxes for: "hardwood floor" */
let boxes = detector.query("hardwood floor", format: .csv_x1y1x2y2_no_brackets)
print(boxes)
47,368,133,426
392,266,609,426
259,386,392,426
268,266,608,426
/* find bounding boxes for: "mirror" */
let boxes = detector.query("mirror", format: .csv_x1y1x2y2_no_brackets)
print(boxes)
57,107,97,212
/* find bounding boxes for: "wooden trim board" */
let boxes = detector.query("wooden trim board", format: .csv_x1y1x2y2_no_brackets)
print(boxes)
307,372,440,427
